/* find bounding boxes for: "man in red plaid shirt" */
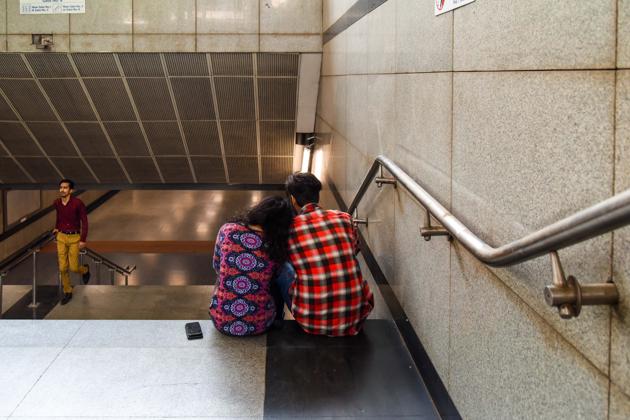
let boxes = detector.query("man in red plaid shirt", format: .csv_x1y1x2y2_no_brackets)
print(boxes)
274,172,374,336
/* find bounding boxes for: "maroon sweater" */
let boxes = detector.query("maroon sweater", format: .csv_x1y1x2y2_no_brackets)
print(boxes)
54,196,88,242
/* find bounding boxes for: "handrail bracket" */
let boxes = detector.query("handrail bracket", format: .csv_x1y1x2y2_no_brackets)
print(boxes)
544,251,619,319
375,166,397,189
420,209,452,242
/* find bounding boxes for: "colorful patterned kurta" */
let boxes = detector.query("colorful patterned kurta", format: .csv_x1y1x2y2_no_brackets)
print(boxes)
210,223,278,336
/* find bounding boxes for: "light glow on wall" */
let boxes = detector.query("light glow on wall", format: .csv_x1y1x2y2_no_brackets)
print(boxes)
301,147,311,173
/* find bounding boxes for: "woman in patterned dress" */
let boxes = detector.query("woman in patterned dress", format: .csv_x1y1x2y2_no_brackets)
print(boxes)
210,196,293,336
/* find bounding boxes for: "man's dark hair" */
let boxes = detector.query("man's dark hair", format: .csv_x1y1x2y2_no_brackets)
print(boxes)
59,179,75,189
286,172,322,207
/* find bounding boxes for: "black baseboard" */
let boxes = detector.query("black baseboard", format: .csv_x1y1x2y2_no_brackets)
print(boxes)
327,180,461,420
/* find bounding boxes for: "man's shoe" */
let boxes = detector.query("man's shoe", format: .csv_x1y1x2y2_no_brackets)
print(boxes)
81,265,90,285
60,293,73,305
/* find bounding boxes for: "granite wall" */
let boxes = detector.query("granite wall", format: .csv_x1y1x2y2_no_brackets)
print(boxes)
317,0,630,418
0,0,322,53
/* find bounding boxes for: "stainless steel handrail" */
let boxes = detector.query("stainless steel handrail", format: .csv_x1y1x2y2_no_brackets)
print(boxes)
348,155,628,318
80,248,136,286
0,233,56,312
0,233,136,314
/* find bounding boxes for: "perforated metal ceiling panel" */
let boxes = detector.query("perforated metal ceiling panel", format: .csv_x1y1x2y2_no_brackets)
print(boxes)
28,122,77,156
104,122,150,156
214,77,256,120
157,157,194,182
182,121,222,156
165,53,209,76
226,156,259,184
0,122,42,155
262,157,293,183
17,157,58,183
118,53,164,77
66,123,114,156
0,54,31,78
221,121,257,156
211,53,253,76
260,121,296,156
0,95,17,120
85,157,128,183
170,78,215,120
51,157,96,183
127,78,176,121
143,122,185,155
192,157,225,183
0,80,57,121
40,79,96,121
257,53,299,77
0,52,303,186
0,157,30,183
72,53,121,77
121,157,161,183
258,78,297,120
25,53,75,78
83,78,136,121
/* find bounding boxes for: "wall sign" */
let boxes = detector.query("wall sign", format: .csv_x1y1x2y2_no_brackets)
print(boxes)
20,0,85,14
435,0,475,16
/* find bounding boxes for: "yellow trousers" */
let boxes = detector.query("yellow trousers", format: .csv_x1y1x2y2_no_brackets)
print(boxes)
56,232,87,293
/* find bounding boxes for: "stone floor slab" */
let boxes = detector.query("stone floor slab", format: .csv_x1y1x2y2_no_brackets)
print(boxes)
46,285,213,320
12,346,266,417
67,319,265,348
0,320,84,347
1,285,31,315
0,347,62,416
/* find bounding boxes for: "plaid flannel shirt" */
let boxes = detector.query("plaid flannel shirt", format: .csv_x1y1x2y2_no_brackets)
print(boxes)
288,203,374,336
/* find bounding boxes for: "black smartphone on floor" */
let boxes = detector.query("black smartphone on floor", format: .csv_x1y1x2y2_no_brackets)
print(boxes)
185,322,203,340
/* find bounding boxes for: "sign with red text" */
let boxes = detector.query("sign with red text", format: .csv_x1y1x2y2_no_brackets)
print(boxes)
435,0,475,16
20,0,85,14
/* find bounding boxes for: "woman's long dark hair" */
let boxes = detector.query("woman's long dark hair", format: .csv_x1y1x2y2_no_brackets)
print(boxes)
230,196,293,263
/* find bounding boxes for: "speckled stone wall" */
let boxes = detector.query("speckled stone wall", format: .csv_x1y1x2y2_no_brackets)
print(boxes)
0,0,322,53
317,0,630,418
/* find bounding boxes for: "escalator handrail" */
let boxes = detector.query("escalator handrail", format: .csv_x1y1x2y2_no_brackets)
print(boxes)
348,155,630,267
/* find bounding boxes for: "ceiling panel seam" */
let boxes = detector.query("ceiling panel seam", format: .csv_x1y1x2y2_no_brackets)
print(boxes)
113,53,165,183
0,137,35,182
206,53,230,184
67,53,132,184
0,69,63,181
253,53,262,184
159,53,197,183
20,54,99,183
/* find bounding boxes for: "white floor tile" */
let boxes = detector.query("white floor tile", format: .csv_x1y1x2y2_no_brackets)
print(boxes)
67,320,266,348
12,346,266,417
0,347,62,416
0,320,84,347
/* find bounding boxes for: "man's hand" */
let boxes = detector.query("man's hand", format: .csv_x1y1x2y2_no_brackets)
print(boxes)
79,241,87,249
52,229,59,234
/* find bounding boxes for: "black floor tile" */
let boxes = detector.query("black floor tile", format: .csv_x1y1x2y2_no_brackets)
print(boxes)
1,285,60,319
267,319,403,349
264,321,439,419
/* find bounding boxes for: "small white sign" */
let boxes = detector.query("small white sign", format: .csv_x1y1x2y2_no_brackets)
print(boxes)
20,0,85,14
435,0,475,16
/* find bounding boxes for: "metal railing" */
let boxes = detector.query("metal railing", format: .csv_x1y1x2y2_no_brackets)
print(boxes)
0,232,135,314
348,155,629,319
80,248,136,287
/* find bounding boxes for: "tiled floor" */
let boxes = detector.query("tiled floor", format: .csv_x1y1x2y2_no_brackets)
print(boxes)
0,319,438,419
0,190,440,418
